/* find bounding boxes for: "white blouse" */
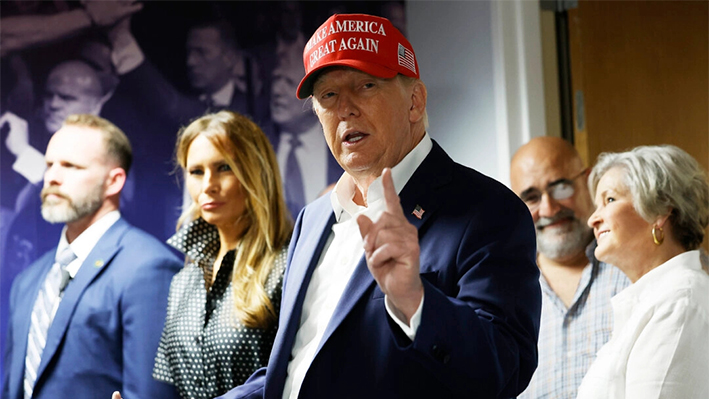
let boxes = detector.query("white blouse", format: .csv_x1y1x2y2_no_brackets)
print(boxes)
576,250,709,399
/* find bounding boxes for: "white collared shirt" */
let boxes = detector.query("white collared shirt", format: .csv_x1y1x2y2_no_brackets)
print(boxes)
576,250,709,399
282,133,432,399
277,121,329,205
199,79,235,108
55,211,121,278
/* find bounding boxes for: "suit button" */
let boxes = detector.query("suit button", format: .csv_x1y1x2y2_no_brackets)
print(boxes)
431,344,450,364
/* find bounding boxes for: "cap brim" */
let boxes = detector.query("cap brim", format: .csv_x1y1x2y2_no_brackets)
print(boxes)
296,59,399,99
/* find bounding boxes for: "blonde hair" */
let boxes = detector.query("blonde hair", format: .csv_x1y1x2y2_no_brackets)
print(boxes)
63,113,132,174
176,111,292,329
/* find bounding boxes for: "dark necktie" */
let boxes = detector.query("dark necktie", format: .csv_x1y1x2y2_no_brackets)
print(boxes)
285,134,306,218
202,95,216,111
24,247,76,399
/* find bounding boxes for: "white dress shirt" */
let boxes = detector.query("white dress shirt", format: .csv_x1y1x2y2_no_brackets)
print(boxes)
55,211,121,279
282,133,432,399
198,79,235,108
576,250,709,399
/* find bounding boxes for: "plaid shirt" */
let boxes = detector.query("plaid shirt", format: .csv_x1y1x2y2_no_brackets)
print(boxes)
519,243,630,399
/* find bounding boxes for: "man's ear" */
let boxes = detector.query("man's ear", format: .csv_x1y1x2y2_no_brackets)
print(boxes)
105,167,127,198
224,48,240,69
409,81,427,124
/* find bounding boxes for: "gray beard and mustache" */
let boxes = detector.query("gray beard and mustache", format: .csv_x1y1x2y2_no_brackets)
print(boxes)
41,184,104,224
535,208,594,260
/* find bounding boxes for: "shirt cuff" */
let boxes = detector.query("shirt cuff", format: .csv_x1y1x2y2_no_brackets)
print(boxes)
13,146,45,184
111,31,145,75
384,294,424,341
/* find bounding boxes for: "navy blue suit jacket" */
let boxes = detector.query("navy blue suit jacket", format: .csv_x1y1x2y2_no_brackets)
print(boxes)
218,141,541,399
2,218,182,399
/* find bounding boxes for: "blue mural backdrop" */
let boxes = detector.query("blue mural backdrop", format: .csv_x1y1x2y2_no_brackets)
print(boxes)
0,0,406,388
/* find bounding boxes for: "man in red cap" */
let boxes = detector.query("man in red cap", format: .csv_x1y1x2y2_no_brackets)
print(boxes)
217,13,540,399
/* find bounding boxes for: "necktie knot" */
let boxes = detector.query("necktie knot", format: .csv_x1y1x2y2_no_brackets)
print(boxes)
55,248,76,292
201,95,216,110
55,247,76,268
289,134,303,149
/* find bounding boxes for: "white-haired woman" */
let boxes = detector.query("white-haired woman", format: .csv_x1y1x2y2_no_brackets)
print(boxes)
576,145,709,398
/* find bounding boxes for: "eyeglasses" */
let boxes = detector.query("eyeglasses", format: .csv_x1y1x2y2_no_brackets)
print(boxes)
520,169,588,211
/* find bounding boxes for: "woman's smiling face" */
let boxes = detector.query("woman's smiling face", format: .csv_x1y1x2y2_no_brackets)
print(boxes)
588,167,653,275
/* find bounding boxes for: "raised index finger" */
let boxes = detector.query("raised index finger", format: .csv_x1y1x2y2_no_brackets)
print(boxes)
381,168,403,214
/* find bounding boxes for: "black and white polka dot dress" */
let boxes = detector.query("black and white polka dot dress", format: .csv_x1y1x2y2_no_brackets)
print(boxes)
153,218,287,399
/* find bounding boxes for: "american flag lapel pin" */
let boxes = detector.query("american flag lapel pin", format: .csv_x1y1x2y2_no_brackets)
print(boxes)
412,204,425,219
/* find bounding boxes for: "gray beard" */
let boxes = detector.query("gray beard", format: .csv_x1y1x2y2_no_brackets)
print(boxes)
537,217,593,260
41,185,104,224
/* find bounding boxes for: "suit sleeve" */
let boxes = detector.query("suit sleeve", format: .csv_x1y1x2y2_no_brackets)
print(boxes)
2,338,10,399
118,60,205,128
214,367,266,399
120,252,181,399
391,188,541,397
2,276,19,399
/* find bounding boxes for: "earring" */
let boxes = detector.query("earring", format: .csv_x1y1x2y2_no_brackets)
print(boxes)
652,225,664,245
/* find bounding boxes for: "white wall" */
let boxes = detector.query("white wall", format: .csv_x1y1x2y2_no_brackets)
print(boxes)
407,0,545,186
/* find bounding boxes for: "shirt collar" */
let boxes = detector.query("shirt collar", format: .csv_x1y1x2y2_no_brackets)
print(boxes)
611,250,702,332
199,79,235,107
616,250,702,302
330,132,432,222
167,217,220,263
56,211,121,276
281,120,323,148
539,239,598,309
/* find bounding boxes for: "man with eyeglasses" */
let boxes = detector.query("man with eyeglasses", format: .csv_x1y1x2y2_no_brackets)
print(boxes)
510,137,629,399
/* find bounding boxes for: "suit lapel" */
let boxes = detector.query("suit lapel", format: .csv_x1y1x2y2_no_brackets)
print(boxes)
34,219,128,384
266,199,336,398
279,209,336,333
315,257,373,354
398,141,453,228
315,141,454,354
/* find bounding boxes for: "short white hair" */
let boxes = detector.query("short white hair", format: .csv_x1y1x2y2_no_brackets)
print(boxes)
589,145,709,250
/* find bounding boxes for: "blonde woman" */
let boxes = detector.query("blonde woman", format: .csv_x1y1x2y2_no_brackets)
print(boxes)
150,111,291,399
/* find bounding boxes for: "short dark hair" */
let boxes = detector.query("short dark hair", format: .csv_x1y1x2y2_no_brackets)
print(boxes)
190,19,239,50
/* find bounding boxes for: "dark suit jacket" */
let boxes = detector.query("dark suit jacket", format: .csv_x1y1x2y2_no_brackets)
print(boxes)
217,141,541,399
2,218,182,399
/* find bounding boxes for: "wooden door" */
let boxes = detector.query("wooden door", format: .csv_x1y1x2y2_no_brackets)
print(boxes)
568,0,708,248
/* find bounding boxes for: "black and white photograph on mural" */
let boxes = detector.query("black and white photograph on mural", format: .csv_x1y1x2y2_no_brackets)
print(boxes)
0,0,407,383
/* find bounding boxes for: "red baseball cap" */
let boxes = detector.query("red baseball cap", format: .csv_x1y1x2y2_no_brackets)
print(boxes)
296,13,420,99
